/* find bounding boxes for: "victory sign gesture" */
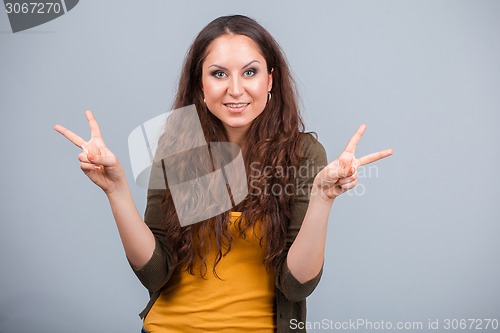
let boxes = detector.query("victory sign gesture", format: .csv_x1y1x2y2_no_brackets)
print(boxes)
314,124,393,201
53,111,126,195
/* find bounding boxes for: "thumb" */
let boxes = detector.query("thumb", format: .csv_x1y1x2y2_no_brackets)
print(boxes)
338,156,356,178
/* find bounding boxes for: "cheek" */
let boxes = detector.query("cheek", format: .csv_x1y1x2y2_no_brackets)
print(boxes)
203,79,226,100
248,79,269,98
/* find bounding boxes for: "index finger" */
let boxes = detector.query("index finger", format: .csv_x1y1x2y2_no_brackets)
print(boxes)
344,124,366,154
53,124,86,148
85,110,102,138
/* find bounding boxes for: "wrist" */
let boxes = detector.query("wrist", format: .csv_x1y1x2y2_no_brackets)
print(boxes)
311,180,336,204
105,179,130,199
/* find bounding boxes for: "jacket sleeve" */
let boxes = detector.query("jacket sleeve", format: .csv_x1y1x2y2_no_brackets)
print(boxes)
275,133,328,302
128,159,178,292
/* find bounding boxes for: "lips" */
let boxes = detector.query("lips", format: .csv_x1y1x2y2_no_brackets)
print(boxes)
224,102,250,113
224,103,250,108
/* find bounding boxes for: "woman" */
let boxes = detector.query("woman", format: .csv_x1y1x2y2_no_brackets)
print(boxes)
54,15,392,333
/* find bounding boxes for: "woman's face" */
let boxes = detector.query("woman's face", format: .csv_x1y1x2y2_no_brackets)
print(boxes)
201,34,273,143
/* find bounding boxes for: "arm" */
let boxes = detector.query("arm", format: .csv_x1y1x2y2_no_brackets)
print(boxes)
54,111,174,292
127,156,179,292
106,183,155,271
286,188,333,284
286,125,393,287
275,133,328,302
101,158,176,292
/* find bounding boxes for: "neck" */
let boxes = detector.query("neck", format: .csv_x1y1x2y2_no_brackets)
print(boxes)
225,126,248,154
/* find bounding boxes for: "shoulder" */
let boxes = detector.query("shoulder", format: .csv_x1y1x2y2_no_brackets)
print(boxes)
297,132,328,167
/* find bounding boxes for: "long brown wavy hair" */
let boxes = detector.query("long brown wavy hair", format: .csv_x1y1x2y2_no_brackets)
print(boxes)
156,15,308,278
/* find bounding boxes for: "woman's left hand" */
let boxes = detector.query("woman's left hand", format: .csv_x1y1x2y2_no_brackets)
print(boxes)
313,124,393,201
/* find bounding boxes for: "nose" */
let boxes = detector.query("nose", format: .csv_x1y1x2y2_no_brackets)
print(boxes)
228,76,244,97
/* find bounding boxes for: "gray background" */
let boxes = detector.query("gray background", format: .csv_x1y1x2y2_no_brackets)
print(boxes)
1,0,499,332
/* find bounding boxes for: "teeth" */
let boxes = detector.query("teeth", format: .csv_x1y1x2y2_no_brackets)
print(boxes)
226,103,248,108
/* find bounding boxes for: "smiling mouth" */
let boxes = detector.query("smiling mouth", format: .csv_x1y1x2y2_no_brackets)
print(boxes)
224,103,250,108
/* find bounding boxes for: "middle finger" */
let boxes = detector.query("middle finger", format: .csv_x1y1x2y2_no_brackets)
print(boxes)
358,148,393,166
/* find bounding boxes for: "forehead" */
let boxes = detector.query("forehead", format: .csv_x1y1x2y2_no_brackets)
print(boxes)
203,34,266,66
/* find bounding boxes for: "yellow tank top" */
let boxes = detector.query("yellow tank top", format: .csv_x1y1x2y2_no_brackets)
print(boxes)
143,212,276,333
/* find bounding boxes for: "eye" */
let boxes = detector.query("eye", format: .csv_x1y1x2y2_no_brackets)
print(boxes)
211,70,227,79
243,68,257,77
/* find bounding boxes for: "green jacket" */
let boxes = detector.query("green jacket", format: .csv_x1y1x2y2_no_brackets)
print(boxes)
130,133,327,332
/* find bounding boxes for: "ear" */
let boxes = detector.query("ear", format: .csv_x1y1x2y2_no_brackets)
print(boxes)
268,68,274,91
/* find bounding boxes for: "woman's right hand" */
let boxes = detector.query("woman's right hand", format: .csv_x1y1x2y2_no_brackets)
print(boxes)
54,110,127,195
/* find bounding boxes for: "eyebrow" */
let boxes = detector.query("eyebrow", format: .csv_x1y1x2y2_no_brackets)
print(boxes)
208,60,261,71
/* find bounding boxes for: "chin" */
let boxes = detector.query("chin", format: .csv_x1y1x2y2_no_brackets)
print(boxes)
224,120,252,129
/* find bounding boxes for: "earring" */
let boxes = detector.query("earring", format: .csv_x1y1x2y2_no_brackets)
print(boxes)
267,91,272,102
203,98,206,103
